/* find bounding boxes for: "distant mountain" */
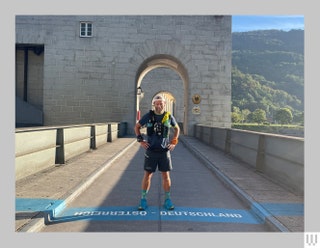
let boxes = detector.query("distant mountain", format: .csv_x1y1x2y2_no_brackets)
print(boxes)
232,29,304,122
232,29,303,54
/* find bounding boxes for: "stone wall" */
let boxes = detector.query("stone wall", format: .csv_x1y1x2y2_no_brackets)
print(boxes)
16,15,232,135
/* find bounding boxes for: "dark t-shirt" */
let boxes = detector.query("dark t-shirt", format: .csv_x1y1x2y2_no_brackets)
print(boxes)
139,111,178,151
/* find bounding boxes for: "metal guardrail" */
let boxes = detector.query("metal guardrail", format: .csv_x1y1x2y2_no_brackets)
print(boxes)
194,124,304,194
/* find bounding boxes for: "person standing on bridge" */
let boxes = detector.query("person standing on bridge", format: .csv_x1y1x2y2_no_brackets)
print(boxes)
134,94,180,211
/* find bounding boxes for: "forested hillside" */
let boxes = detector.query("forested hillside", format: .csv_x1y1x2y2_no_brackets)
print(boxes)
232,29,304,124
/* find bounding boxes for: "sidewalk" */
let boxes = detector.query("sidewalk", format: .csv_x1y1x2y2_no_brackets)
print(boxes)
15,137,137,232
15,135,304,232
180,135,304,232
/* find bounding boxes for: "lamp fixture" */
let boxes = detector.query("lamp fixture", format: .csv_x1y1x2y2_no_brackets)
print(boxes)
137,86,144,96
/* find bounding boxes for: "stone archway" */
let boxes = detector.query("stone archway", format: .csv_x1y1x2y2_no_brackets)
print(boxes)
135,54,189,135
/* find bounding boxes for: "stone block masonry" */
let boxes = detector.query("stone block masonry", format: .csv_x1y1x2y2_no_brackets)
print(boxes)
16,15,232,135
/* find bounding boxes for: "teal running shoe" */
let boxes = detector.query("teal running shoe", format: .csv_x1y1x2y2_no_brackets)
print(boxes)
138,198,148,211
164,198,174,210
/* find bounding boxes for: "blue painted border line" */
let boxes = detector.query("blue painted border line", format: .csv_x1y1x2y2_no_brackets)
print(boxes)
51,206,264,224
251,202,304,220
16,198,62,211
260,202,304,216
16,198,303,225
16,198,66,218
249,202,303,232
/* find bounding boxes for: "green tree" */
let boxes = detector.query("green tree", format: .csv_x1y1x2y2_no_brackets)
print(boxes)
231,30,304,118
275,108,293,124
293,111,304,125
251,109,267,124
231,106,242,123
232,112,242,123
242,109,251,123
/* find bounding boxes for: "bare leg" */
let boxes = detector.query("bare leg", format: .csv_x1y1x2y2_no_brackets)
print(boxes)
162,171,174,209
141,171,153,191
138,171,153,210
161,171,171,193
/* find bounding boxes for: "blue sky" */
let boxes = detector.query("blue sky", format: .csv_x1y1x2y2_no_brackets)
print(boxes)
232,15,304,32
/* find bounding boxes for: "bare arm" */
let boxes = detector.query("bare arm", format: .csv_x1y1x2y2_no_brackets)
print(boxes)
167,124,180,151
134,122,150,149
134,122,142,136
173,124,180,139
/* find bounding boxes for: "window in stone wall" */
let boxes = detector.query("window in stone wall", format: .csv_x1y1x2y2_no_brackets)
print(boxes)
80,22,92,37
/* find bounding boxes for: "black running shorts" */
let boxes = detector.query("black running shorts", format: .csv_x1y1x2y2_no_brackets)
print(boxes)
143,150,172,172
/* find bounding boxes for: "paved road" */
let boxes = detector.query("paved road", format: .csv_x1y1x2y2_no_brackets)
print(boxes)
39,140,272,232
16,135,303,233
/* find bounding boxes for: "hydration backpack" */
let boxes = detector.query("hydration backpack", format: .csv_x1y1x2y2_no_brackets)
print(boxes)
146,110,171,138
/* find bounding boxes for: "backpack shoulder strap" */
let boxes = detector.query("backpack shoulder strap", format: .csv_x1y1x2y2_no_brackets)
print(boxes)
161,111,171,124
149,110,155,123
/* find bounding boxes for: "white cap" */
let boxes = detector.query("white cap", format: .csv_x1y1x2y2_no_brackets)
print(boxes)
152,95,166,105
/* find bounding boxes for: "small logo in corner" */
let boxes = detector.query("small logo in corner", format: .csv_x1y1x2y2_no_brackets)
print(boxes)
305,233,319,247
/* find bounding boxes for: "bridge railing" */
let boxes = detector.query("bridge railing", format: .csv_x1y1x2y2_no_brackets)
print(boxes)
194,124,304,195
15,122,123,181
